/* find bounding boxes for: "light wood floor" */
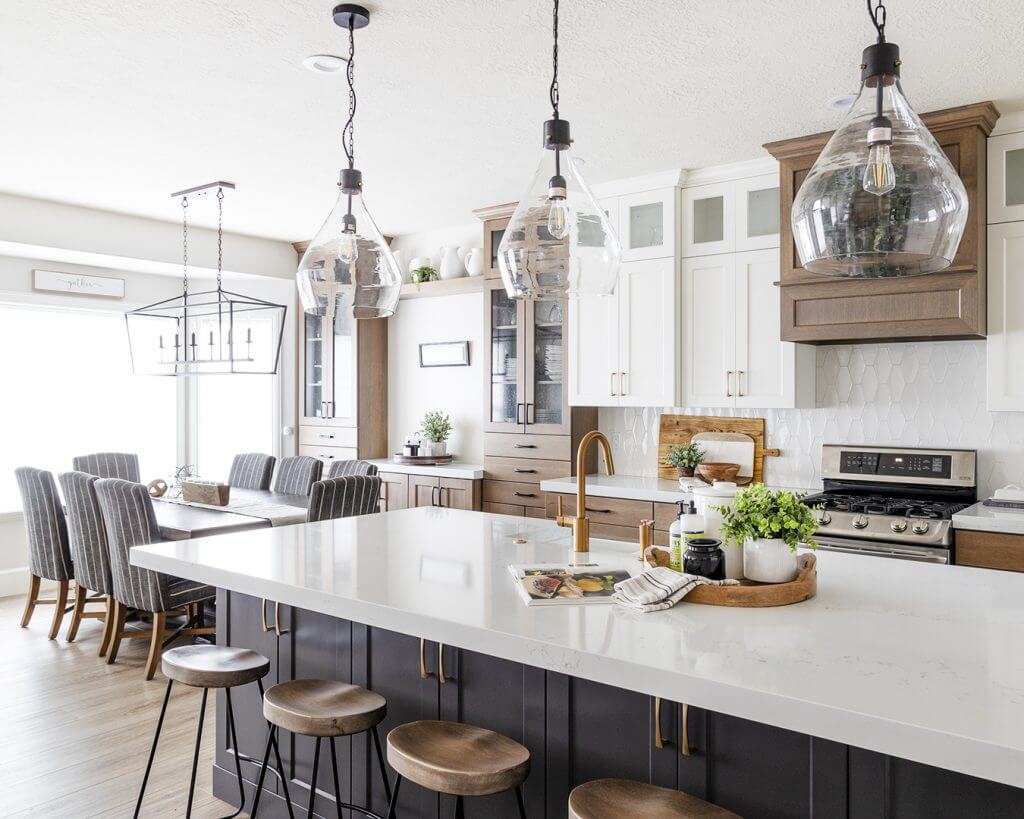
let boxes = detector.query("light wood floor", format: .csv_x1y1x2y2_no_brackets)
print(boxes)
0,594,239,817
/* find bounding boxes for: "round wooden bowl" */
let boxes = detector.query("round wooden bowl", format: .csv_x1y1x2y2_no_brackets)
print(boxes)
697,462,741,483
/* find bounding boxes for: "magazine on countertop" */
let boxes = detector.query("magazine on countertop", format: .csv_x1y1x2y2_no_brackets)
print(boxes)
508,563,635,606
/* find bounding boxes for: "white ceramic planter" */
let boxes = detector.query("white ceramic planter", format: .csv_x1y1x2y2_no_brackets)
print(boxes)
743,538,799,583
426,441,447,457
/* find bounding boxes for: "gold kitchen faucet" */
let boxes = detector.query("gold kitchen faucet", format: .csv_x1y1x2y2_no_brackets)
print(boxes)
556,430,615,560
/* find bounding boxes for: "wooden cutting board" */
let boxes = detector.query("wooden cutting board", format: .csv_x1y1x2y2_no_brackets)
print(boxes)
657,414,780,484
691,432,756,484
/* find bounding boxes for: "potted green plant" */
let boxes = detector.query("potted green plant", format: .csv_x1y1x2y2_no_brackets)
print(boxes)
717,485,819,583
410,266,438,284
421,410,453,457
661,442,705,477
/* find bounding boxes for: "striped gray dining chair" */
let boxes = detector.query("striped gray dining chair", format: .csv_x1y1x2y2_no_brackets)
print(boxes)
58,471,116,651
228,452,277,490
327,459,379,478
72,452,140,482
307,475,383,523
14,467,73,639
94,478,216,680
272,455,322,496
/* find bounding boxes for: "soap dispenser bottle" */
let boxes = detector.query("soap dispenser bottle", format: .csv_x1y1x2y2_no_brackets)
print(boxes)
671,500,705,572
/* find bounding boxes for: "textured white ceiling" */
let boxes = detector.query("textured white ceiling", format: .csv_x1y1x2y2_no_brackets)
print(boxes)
2,0,1022,242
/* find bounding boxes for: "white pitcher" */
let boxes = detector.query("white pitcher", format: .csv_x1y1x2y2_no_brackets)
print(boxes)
464,247,485,277
438,246,465,280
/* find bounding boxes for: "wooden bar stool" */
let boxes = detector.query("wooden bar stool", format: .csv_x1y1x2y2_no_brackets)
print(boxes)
250,678,391,819
135,644,288,819
568,779,740,818
385,720,529,819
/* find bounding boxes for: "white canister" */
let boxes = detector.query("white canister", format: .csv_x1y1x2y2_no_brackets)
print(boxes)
691,481,743,579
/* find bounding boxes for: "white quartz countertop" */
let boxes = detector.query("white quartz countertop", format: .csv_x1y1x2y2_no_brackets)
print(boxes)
368,459,484,479
540,473,818,504
953,501,1024,536
132,507,1024,789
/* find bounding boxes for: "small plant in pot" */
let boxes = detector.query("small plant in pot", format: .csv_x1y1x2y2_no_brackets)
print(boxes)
411,266,438,284
662,442,705,477
421,410,453,457
716,485,820,583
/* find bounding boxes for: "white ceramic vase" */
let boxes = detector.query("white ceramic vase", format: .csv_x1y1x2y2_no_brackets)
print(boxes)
438,246,465,280
464,247,485,277
743,538,799,583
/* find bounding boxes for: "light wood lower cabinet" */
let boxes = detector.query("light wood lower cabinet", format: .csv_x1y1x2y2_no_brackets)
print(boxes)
405,474,481,511
955,529,1024,572
484,479,545,509
378,472,409,513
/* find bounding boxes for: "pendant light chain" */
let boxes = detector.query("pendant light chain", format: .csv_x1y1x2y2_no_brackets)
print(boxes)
216,186,224,291
181,195,189,296
868,0,886,42
343,19,357,170
549,0,560,119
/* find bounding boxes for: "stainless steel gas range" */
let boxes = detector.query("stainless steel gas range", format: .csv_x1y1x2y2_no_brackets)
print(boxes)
800,445,978,564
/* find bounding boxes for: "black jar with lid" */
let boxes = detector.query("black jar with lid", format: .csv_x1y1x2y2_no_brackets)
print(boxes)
683,538,726,580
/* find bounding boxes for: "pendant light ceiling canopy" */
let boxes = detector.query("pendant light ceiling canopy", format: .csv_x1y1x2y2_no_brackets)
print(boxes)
497,0,621,300
297,4,403,320
791,0,968,279
126,182,287,376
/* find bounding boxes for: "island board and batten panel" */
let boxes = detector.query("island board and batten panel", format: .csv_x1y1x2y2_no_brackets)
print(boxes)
132,507,1024,819
764,101,999,344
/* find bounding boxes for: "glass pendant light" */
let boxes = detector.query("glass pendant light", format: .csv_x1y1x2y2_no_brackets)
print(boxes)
297,5,402,319
497,0,621,299
791,0,968,278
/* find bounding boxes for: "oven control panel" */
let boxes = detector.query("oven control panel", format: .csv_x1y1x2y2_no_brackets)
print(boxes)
840,450,951,479
820,445,977,488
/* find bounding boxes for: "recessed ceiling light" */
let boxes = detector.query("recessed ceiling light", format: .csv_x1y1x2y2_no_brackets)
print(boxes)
827,94,858,112
303,54,348,74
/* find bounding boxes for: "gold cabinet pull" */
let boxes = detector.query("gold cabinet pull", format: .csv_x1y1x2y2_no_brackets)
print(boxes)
737,370,745,397
620,371,628,396
654,696,664,749
725,370,733,397
419,638,434,679
681,703,691,757
261,599,287,636
610,371,617,396
438,643,449,684
273,601,287,637
260,598,272,632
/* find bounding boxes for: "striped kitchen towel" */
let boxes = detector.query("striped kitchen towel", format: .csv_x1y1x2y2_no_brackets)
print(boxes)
612,567,739,613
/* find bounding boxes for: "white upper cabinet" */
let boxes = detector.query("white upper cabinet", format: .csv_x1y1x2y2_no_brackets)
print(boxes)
987,221,1024,410
569,258,678,408
683,250,813,409
617,189,677,261
988,131,1024,224
681,174,780,257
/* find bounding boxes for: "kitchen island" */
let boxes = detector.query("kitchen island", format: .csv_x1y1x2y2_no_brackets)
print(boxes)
132,507,1024,818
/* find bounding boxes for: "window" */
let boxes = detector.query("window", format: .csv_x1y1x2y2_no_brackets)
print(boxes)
0,303,177,512
194,373,277,480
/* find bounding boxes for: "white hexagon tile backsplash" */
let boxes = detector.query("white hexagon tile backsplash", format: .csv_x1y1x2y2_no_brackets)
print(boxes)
599,340,1024,498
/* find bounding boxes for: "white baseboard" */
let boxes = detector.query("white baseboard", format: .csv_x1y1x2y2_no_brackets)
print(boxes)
0,567,56,599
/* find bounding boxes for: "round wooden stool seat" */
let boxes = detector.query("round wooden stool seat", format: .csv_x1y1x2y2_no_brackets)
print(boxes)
160,644,270,689
569,779,741,819
263,679,387,738
387,720,530,797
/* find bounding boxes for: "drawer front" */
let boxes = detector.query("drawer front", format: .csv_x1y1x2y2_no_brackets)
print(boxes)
956,529,1024,572
524,506,548,519
298,444,357,467
484,456,571,484
654,502,679,531
299,426,358,448
544,492,654,528
483,480,545,509
483,502,526,517
484,432,572,461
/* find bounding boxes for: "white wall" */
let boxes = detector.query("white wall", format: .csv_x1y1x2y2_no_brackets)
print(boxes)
387,221,485,462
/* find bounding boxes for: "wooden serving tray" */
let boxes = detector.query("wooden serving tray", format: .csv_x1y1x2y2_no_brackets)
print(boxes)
392,454,455,466
645,551,817,607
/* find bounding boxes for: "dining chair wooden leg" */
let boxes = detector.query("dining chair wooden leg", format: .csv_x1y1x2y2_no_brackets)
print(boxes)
47,580,70,640
106,600,127,665
65,582,89,643
19,574,41,628
98,595,116,657
145,612,167,680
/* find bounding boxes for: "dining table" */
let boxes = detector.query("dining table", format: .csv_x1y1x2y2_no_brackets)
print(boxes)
152,487,309,540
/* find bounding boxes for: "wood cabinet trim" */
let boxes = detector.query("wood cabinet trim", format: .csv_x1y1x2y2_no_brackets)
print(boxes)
956,529,1024,572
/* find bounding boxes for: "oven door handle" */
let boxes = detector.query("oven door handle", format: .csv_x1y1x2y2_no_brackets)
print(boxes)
814,536,949,564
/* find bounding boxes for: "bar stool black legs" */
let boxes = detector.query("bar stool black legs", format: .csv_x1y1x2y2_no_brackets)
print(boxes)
384,775,525,819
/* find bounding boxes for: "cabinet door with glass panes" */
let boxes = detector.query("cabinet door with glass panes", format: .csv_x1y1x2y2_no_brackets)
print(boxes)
300,309,358,428
681,174,780,257
524,295,570,434
484,280,527,432
618,188,677,262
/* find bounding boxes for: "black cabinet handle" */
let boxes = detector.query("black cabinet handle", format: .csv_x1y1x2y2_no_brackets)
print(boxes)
431,486,440,506
585,507,612,514
514,492,537,498
513,444,536,449
513,468,537,474
526,404,535,424
516,403,525,425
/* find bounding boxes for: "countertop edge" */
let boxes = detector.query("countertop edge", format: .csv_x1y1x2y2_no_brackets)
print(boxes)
132,545,1024,790
369,459,485,479
953,503,1024,536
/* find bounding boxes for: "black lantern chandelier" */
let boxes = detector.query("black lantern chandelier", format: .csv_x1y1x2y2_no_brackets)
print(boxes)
497,0,621,300
791,0,968,278
296,4,402,319
126,182,287,376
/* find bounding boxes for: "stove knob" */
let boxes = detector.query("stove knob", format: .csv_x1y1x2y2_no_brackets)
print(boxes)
912,521,930,535
852,514,869,530
890,519,908,533
816,511,832,526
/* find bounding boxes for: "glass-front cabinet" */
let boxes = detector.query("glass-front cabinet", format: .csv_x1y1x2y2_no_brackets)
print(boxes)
484,280,569,434
681,173,780,257
300,309,357,428
989,130,1024,224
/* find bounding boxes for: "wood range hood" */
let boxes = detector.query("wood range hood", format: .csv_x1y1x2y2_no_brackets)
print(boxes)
764,101,999,345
